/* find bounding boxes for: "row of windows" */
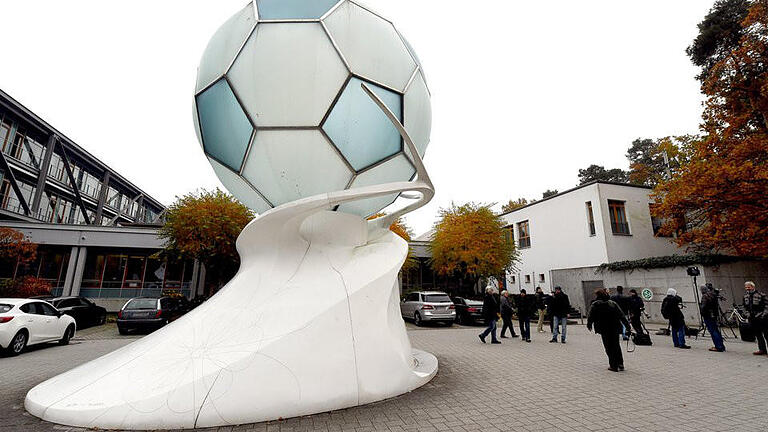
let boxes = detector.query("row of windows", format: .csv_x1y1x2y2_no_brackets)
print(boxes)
0,115,162,225
509,273,546,284
507,199,669,249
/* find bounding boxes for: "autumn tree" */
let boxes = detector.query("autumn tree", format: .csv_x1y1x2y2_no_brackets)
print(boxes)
653,1,768,256
158,189,254,295
542,189,559,199
627,136,697,187
577,164,629,185
501,198,528,213
430,203,518,295
0,228,50,298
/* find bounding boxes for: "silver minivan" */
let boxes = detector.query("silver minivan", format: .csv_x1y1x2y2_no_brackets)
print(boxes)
400,291,455,326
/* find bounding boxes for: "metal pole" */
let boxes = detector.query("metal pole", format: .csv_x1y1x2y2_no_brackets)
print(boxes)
691,275,704,332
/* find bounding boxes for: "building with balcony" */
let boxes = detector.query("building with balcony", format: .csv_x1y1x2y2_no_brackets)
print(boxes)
0,88,204,310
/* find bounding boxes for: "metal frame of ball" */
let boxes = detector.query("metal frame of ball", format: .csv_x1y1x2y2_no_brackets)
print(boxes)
194,0,429,212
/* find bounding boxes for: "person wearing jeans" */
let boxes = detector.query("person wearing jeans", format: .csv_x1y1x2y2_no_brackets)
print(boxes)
662,288,691,349
700,285,725,352
549,286,570,343
479,286,501,344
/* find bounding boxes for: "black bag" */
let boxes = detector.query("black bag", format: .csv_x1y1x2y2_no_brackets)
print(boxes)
632,332,652,346
740,321,756,342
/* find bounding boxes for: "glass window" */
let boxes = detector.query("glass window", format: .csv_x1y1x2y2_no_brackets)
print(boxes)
423,294,451,303
105,186,120,209
123,256,146,288
256,0,339,19
525,275,531,284
608,200,631,235
47,153,67,183
511,275,516,284
57,298,80,309
0,122,11,153
649,204,671,237
337,154,415,217
323,77,402,171
0,179,35,215
517,221,531,248
20,303,34,314
539,274,545,282
164,260,183,289
125,298,158,310
0,304,12,313
81,253,106,288
586,201,596,236
195,79,253,172
16,132,45,170
39,302,58,316
102,255,127,289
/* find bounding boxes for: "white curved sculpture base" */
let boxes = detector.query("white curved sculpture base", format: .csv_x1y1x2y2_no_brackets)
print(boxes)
25,207,437,430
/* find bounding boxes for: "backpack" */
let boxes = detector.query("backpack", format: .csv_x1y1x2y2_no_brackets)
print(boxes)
632,332,652,346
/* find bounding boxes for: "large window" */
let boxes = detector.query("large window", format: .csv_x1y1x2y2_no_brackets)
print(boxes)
585,201,596,236
0,179,35,214
608,200,630,235
517,220,531,248
649,204,672,237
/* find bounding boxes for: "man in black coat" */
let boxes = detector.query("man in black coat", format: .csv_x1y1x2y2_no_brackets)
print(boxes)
610,286,631,341
479,286,501,344
743,281,768,356
661,288,690,349
588,289,631,372
627,289,646,336
499,290,518,338
549,286,570,343
516,289,535,342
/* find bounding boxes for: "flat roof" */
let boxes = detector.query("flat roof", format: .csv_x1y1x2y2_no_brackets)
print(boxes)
498,180,651,218
0,88,165,210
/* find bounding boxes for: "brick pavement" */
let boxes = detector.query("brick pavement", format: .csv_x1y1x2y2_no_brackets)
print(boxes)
2,323,767,432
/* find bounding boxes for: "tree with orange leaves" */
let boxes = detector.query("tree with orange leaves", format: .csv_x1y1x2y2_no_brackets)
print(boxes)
653,1,768,257
430,203,518,295
0,227,49,298
368,213,416,271
158,189,254,294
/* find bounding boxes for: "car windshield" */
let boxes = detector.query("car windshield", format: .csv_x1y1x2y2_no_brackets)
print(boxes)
125,299,158,310
424,294,451,303
0,304,12,313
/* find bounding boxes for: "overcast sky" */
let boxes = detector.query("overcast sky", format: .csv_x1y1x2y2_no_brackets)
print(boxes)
0,0,715,236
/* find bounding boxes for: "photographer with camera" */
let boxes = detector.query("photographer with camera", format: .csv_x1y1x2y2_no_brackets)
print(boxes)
661,288,691,349
700,284,726,352
743,281,768,356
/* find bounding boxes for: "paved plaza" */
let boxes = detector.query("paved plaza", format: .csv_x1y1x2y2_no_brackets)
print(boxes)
2,322,767,432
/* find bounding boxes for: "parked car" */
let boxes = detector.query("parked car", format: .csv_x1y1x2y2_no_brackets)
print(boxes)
0,298,77,356
117,296,190,335
34,296,106,329
452,297,484,325
400,291,455,326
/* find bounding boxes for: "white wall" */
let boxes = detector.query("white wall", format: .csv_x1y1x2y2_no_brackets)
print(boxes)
596,183,680,262
502,182,684,294
502,183,607,293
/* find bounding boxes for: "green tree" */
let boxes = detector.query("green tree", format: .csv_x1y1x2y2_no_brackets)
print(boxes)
542,189,559,199
577,164,629,185
430,203,518,295
627,136,697,187
158,189,254,295
687,0,750,82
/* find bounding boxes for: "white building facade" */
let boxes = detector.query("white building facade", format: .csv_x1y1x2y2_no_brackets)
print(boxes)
501,181,680,297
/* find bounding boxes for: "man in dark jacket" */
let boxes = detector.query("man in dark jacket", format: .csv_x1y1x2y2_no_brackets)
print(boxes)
550,286,571,343
700,285,725,352
627,289,646,335
535,287,547,333
611,286,631,341
516,289,535,342
661,288,690,349
479,286,501,344
588,289,630,372
743,281,768,356
499,290,518,338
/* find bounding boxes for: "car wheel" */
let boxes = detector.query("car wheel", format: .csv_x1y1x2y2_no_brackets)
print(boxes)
444,321,453,327
118,327,129,335
59,325,75,345
6,331,27,356
414,312,423,327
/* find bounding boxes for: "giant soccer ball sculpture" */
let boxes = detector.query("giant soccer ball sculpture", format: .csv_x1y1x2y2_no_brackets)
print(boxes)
25,0,436,430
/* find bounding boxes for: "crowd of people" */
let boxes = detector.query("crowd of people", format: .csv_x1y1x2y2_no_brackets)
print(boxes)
476,281,768,373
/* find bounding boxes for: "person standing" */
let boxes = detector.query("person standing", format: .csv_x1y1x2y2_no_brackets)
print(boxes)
516,289,534,342
627,289,646,336
743,281,768,356
499,290,518,338
587,289,630,372
479,286,501,344
661,288,690,349
611,286,631,341
550,286,570,344
700,285,725,352
535,287,547,333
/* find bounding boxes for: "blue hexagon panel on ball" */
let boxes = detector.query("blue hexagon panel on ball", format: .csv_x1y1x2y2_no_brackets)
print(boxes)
192,0,432,218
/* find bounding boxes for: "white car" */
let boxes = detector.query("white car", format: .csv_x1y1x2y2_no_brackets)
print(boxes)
0,298,77,356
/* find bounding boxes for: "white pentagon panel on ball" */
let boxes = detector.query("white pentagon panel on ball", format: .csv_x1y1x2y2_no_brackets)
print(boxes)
241,129,353,206
228,22,348,127
337,154,416,217
322,77,402,171
323,1,417,92
256,0,342,20
195,3,255,93
404,70,431,159
208,157,272,214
